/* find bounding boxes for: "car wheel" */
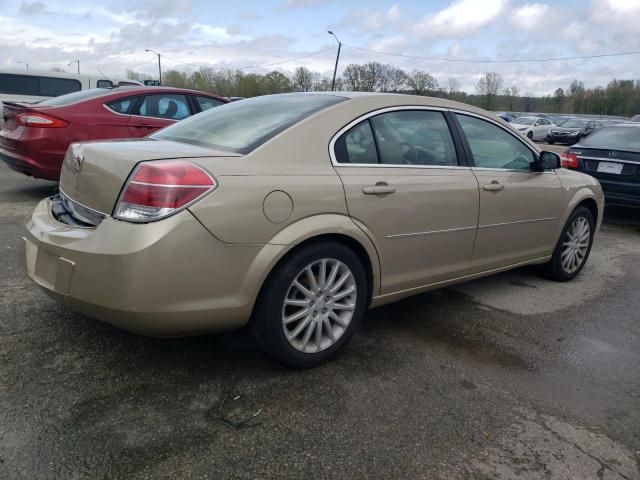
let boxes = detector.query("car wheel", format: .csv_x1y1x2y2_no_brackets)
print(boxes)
548,140,554,145
527,131,533,140
251,242,368,368
540,206,595,282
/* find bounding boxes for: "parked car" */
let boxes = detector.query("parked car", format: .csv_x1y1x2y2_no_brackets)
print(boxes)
630,114,640,122
23,93,603,367
0,86,227,180
560,123,640,207
546,118,603,145
495,112,515,122
510,116,554,140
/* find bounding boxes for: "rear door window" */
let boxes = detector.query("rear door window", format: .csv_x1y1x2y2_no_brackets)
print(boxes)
106,97,136,114
335,121,378,164
134,94,190,120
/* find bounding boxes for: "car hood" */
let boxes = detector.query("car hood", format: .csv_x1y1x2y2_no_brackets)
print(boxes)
59,139,241,215
553,126,584,132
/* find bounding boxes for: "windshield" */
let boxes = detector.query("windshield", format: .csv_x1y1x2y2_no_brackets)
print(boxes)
151,93,346,154
514,117,536,125
580,126,640,151
559,119,587,128
38,88,111,106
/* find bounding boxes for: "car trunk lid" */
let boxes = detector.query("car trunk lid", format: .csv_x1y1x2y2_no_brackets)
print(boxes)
59,139,241,215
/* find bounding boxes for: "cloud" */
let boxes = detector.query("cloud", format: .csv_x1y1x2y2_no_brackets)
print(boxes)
18,1,46,15
509,3,552,31
413,0,507,38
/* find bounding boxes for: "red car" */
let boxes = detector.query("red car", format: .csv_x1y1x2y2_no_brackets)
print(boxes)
0,86,227,180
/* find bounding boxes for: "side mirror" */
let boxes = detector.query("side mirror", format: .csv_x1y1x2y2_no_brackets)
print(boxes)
535,151,561,171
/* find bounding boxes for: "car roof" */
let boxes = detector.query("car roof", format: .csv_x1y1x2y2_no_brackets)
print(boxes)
97,86,227,101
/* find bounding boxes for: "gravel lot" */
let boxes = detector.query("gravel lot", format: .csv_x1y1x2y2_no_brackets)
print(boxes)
0,163,639,479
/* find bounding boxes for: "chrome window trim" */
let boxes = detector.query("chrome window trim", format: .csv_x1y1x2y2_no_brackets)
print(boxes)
577,155,640,165
329,106,468,170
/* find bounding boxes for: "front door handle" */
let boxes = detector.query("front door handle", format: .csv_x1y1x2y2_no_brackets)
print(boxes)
363,182,396,195
483,182,504,192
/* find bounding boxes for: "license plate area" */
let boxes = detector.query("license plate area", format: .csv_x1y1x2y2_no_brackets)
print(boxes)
597,161,623,174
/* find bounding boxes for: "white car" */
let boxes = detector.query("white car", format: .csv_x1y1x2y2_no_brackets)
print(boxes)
511,116,554,141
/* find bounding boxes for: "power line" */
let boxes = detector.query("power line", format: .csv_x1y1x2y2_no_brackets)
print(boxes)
343,44,640,64
160,46,337,71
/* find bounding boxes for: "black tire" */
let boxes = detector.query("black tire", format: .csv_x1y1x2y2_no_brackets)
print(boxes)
251,242,368,368
527,131,534,140
547,140,554,145
540,206,595,281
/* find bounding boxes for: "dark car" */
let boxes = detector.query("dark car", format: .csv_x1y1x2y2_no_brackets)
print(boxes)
495,112,514,122
547,118,603,145
0,87,227,180
560,123,640,207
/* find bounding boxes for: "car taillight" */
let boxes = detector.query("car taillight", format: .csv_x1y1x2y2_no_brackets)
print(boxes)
16,112,69,128
113,161,216,222
560,151,579,169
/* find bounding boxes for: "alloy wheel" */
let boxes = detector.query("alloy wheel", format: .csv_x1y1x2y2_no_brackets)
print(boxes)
282,258,357,353
561,216,591,274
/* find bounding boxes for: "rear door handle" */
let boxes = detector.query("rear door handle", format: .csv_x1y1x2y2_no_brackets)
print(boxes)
363,183,396,195
483,182,504,192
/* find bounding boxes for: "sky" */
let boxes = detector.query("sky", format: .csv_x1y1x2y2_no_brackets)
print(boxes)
1,0,640,95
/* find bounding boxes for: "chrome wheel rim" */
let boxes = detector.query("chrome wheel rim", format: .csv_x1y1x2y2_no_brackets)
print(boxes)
561,216,591,274
282,258,357,353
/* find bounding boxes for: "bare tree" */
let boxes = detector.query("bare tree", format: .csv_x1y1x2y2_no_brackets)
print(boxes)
503,85,520,111
445,77,460,98
406,70,438,96
343,64,364,91
476,72,504,109
292,66,314,92
386,67,407,92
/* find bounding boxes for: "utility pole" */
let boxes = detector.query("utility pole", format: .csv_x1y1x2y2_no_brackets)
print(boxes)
16,61,29,70
328,31,341,91
145,49,162,85
68,60,80,74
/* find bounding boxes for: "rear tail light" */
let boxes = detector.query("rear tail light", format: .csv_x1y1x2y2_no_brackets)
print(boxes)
560,151,579,169
114,161,216,222
16,112,69,128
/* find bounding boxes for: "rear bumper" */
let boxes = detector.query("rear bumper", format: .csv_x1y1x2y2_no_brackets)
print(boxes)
24,198,279,337
0,145,61,180
587,177,640,208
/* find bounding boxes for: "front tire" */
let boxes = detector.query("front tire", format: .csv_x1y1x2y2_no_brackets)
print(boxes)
540,206,595,281
527,131,534,140
251,242,368,368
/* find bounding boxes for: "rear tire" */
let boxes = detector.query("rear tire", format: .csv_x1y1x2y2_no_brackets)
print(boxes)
527,131,534,140
251,242,368,368
540,206,595,282
547,140,554,145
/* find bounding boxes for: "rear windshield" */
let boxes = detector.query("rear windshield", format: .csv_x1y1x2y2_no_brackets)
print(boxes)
559,119,587,128
38,88,111,106
0,73,81,97
580,126,640,151
151,93,346,154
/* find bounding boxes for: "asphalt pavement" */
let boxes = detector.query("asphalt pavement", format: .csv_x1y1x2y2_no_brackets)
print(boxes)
0,163,639,479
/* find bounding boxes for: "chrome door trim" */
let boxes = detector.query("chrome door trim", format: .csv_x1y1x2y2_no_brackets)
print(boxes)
479,217,556,229
386,225,477,239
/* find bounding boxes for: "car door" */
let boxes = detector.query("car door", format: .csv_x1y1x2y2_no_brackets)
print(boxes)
101,96,138,139
332,108,479,295
453,113,564,273
127,93,191,137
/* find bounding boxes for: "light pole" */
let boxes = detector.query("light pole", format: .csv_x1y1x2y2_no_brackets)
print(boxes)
16,60,29,70
68,60,80,74
145,49,162,86
328,31,341,91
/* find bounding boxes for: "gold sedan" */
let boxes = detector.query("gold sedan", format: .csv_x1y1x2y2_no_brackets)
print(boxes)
24,93,603,367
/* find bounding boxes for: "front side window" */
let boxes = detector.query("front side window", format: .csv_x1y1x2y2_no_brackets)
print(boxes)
196,96,225,112
97,79,113,88
135,94,190,120
456,114,535,170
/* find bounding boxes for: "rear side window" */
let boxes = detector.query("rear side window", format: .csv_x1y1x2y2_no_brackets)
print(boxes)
335,121,378,164
195,96,225,112
135,94,190,120
456,114,534,170
0,74,81,97
106,97,136,114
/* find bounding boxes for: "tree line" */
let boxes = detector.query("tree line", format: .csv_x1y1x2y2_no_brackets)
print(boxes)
127,62,640,116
